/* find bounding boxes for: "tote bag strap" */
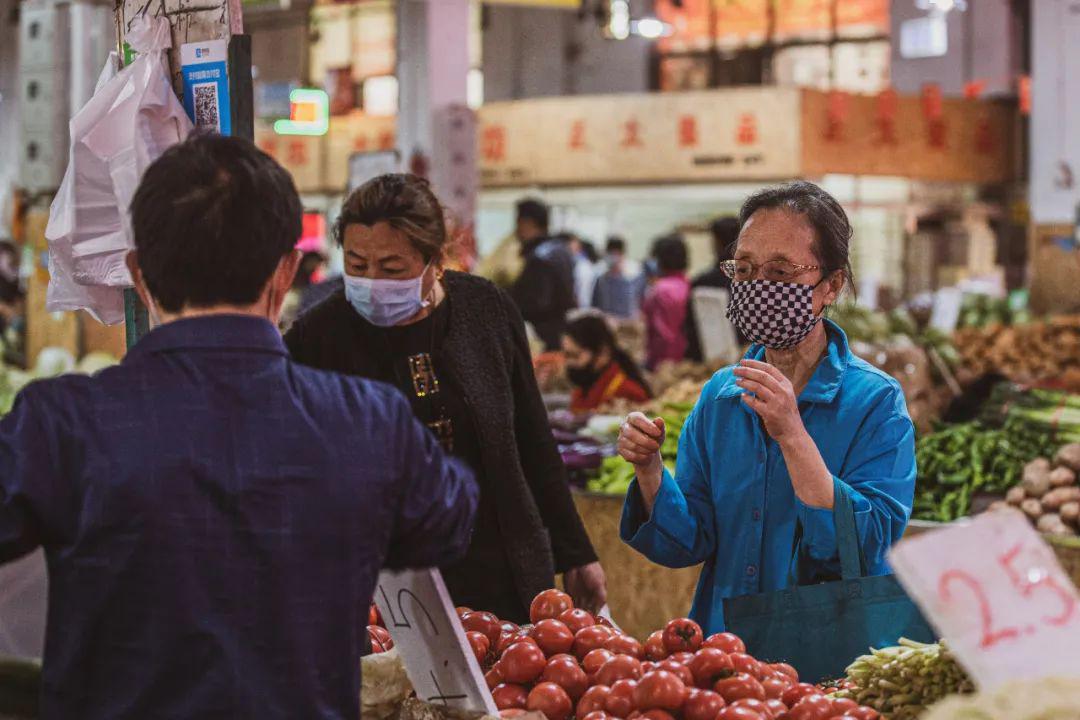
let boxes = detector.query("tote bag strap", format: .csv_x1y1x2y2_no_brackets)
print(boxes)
832,476,865,580
789,477,865,582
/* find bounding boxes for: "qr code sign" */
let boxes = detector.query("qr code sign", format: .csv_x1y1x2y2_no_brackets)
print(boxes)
193,82,221,131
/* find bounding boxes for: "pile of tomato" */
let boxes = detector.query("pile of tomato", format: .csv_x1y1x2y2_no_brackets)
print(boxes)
461,590,880,720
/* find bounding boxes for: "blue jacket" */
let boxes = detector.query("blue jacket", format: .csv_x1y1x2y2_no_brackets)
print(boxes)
0,315,478,720
621,320,915,633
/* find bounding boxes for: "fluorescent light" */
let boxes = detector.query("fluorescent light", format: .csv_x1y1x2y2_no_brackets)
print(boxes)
633,17,671,39
609,0,630,40
274,88,330,136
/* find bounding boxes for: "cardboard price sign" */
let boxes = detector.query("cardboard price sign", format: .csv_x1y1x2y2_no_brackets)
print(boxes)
374,569,498,715
889,510,1080,689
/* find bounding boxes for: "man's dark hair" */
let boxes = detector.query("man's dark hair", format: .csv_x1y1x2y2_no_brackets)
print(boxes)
606,237,626,254
710,216,740,263
516,198,549,233
738,181,854,288
653,234,688,274
130,133,302,313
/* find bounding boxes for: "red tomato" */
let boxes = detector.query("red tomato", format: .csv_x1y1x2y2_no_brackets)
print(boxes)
683,688,727,720
584,649,616,676
531,590,574,624
633,670,689,712
640,662,658,675
500,710,526,719
769,663,799,683
644,631,668,661
731,699,775,719
527,682,573,720
368,605,382,627
582,713,612,720
455,606,472,618
831,699,859,714
501,641,547,684
604,679,638,718
781,684,820,709
714,673,766,704
577,685,612,717
716,706,766,720
729,653,762,679
828,716,859,720
595,655,643,687
542,655,589,701
501,621,521,635
628,712,642,720
662,618,704,654
761,676,789,700
764,699,788,718
486,664,505,690
845,709,881,720
689,648,736,689
531,620,576,657
595,614,615,629
559,608,597,635
656,660,695,689
787,695,835,720
492,683,529,711
496,632,519,656
668,652,695,666
574,626,616,660
367,626,393,653
605,634,645,659
462,611,502,645
641,711,677,720
703,633,746,655
466,631,490,665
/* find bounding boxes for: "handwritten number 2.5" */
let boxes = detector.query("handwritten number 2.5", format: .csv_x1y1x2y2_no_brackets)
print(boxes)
998,543,1078,627
938,569,1019,649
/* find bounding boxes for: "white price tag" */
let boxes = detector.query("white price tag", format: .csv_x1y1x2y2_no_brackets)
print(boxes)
929,287,964,333
889,510,1080,690
374,568,497,715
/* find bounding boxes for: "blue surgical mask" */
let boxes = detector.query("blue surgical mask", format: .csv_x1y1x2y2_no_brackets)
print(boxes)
344,264,432,327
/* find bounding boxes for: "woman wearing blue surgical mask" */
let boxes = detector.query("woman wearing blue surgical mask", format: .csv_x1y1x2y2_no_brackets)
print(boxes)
616,181,916,633
285,174,606,622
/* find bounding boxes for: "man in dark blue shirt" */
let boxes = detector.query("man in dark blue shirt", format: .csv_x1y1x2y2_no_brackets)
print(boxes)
0,134,478,719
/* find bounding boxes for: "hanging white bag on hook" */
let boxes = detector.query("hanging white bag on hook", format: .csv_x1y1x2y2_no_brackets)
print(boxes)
45,15,192,324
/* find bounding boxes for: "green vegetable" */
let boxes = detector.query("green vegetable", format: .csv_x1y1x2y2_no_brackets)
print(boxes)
587,404,691,495
834,639,974,720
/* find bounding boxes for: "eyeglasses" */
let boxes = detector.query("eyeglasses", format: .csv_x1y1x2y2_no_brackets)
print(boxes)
720,259,822,283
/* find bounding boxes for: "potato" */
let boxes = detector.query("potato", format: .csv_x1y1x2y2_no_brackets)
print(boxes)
1061,501,1080,527
1021,458,1053,498
1037,513,1065,533
1041,486,1080,512
1005,486,1027,506
1049,466,1077,488
1055,443,1080,473
1021,498,1044,520
986,501,1012,514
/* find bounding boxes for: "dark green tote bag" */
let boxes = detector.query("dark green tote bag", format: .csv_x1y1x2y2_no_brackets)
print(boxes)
723,479,935,683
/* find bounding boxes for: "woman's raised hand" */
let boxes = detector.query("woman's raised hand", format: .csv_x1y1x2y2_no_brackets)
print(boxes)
618,412,666,508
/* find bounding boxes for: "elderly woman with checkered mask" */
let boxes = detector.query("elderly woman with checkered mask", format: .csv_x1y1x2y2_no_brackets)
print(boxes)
616,181,917,634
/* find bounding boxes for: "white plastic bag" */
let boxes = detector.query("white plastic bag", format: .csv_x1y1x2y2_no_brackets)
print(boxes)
45,16,192,323
45,52,126,324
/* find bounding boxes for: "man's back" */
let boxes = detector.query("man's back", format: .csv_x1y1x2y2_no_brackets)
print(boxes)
0,316,477,719
511,238,577,350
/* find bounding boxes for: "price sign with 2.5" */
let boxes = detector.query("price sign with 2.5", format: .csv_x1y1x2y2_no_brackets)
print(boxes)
890,509,1080,690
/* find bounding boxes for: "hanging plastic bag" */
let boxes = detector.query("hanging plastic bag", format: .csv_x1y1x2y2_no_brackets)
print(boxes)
45,15,192,323
45,53,126,324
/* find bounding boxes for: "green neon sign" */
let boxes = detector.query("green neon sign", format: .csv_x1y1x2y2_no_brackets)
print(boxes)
273,89,330,136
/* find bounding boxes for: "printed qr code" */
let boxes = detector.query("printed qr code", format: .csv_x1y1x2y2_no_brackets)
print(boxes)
193,82,220,131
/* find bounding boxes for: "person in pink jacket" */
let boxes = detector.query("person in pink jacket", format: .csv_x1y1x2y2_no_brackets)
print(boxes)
643,234,691,370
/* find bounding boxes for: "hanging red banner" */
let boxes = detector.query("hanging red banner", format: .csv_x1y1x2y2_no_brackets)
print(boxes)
874,87,899,146
824,90,849,142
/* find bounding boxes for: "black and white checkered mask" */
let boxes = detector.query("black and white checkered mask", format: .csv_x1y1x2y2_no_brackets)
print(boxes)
726,280,821,350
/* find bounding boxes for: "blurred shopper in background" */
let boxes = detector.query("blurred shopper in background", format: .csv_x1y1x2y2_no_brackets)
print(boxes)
286,176,606,622
0,135,479,719
509,198,578,350
643,234,691,369
564,312,651,413
686,216,744,361
592,237,647,319
562,233,599,310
